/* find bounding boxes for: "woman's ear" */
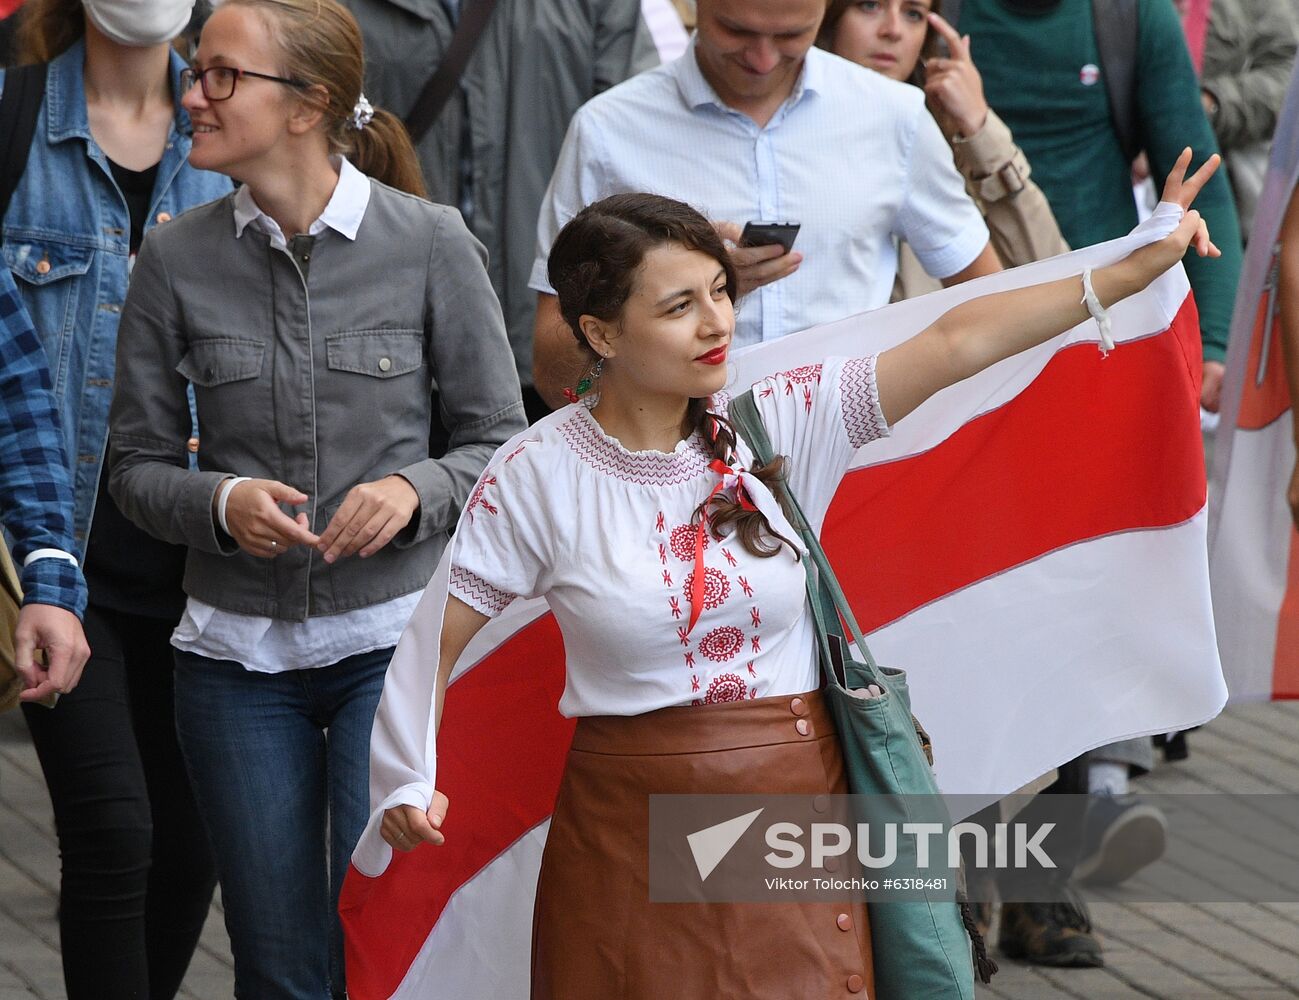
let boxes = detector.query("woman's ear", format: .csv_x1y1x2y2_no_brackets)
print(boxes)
286,83,330,136
578,315,615,358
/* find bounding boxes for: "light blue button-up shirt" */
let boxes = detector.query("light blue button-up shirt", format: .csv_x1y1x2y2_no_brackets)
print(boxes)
531,39,990,350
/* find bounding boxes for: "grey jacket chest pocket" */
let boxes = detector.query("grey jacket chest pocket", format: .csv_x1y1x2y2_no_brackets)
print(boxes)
176,338,266,386
325,330,425,378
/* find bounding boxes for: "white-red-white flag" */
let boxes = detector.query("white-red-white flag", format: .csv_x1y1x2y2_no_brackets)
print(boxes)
342,211,1226,999
1208,62,1299,703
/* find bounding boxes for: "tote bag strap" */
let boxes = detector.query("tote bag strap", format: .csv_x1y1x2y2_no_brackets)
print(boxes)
728,389,885,689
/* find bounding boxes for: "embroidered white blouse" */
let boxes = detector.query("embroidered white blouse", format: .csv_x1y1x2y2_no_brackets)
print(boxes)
449,355,889,718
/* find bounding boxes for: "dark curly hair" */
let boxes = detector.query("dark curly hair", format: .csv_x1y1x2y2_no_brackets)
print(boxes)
546,192,796,560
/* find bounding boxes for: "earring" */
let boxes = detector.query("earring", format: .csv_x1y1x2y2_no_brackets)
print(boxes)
574,356,604,397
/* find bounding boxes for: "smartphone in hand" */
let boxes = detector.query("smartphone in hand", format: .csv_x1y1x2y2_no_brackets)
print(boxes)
739,221,801,254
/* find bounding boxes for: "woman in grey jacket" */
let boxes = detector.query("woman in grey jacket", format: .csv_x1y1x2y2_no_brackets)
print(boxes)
106,0,525,995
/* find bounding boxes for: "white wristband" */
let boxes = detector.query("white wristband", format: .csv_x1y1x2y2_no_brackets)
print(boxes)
217,476,251,536
1080,268,1115,357
23,548,79,568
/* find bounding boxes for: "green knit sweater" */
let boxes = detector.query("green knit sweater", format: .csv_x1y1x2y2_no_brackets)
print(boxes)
958,0,1244,362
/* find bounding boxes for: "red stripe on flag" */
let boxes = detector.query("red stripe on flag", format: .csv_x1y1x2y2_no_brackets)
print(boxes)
1273,532,1299,699
341,613,573,1000
823,295,1206,632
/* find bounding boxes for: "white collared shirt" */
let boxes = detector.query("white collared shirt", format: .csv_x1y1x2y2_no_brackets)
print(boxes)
231,154,371,249
174,157,420,673
531,40,990,350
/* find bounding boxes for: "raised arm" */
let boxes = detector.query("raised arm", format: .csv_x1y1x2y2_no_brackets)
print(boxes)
876,150,1220,427
379,594,489,851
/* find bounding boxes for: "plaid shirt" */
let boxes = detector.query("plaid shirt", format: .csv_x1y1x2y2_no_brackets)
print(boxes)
0,272,86,617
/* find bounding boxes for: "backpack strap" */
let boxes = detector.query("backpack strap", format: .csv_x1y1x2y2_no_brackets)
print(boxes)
403,0,501,146
1092,0,1141,164
0,62,48,229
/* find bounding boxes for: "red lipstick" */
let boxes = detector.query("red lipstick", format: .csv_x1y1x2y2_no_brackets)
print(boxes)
695,346,728,366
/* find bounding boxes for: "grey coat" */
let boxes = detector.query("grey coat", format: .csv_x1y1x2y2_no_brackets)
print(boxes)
344,0,658,386
1202,0,1298,151
108,180,525,620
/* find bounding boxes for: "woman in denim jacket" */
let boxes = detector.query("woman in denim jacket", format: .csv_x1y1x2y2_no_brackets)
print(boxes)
106,0,525,993
2,2,230,997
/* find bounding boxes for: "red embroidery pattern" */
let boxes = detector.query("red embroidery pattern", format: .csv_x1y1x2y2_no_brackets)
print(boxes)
670,523,706,562
682,567,731,611
668,596,682,619
684,651,696,668
676,626,690,647
751,635,762,653
750,606,762,629
738,576,753,598
656,511,666,533
658,543,668,566
783,364,823,385
747,661,757,677
722,547,737,567
465,476,498,522
504,440,534,463
699,626,745,662
705,673,749,704
760,386,774,399
448,566,514,617
841,355,888,448
692,674,701,693
559,410,711,485
662,569,674,587
803,384,814,414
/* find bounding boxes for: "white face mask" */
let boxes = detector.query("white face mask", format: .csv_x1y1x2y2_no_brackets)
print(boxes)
83,0,197,47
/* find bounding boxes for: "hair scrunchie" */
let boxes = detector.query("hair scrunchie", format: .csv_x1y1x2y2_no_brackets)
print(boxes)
350,93,374,131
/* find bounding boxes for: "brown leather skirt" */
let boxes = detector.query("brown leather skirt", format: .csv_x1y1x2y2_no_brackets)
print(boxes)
531,690,874,999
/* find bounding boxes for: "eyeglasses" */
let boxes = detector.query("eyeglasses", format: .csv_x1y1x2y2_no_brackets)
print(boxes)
180,66,307,102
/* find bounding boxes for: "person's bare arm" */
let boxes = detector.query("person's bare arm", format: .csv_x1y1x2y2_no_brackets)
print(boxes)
380,595,489,850
939,240,1002,287
879,151,1219,426
533,293,591,409
1277,184,1299,528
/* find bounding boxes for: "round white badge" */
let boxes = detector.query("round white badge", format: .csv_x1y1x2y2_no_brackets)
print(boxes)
1080,63,1100,86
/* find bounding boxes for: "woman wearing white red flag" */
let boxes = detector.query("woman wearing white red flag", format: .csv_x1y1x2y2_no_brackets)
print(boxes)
359,154,1220,999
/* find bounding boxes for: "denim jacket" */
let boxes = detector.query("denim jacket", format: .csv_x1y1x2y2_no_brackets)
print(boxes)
0,40,231,554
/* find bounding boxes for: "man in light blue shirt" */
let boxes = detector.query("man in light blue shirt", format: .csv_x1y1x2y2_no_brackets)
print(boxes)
531,0,1001,405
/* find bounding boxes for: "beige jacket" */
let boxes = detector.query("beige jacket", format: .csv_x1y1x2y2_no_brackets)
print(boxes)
894,109,1069,300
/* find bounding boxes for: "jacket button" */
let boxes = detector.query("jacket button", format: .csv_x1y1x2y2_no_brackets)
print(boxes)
204,366,215,380
836,912,852,931
378,357,392,372
155,212,172,224
186,437,199,453
795,719,811,737
847,973,864,993
790,697,808,717
35,259,51,275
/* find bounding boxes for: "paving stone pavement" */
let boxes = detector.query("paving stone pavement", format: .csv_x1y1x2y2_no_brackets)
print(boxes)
2,703,1297,999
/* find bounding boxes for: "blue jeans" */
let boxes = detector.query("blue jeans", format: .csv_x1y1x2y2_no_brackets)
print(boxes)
173,646,391,1000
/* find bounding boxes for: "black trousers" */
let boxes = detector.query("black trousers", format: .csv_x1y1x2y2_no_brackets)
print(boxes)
22,606,216,1000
